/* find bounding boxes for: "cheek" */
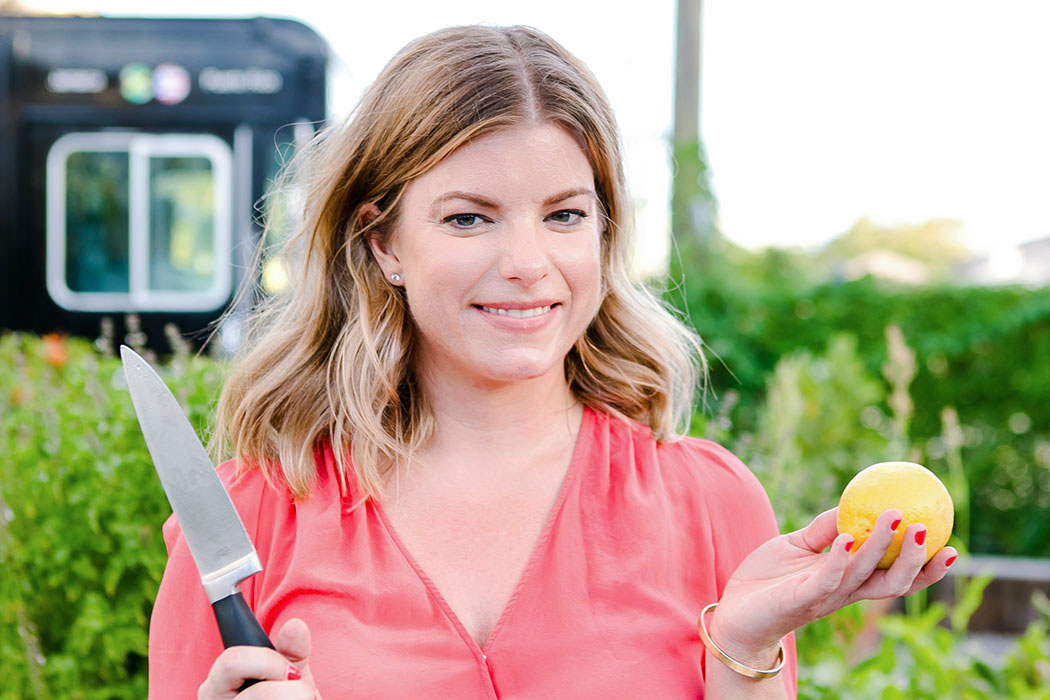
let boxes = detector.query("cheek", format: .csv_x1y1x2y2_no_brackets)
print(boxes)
400,238,477,300
568,235,603,300
399,249,484,338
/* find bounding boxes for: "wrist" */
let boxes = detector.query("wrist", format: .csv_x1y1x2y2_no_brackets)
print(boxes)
699,603,785,678
710,615,780,667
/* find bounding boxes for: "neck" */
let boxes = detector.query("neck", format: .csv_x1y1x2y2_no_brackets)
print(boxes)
413,366,583,475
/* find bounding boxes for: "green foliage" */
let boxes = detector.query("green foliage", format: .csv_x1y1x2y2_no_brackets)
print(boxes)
794,580,1050,700
718,325,1050,698
675,247,1050,556
0,332,224,699
1001,593,1050,697
738,334,888,531
4,269,1050,696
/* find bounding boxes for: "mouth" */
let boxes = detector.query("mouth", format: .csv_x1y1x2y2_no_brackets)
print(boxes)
473,303,560,319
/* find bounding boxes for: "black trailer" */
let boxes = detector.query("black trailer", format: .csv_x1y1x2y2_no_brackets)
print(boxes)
0,15,327,352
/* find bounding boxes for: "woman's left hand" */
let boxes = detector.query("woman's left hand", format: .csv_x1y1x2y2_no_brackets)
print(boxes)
707,506,958,667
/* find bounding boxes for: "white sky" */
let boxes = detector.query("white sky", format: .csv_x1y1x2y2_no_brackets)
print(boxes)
27,0,1050,265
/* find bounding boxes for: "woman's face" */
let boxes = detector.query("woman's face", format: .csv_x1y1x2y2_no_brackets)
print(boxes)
370,122,603,390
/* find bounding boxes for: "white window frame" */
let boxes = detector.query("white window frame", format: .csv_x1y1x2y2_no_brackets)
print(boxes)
46,131,234,312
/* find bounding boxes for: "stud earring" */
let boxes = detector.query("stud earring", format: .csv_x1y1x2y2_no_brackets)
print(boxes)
391,273,401,283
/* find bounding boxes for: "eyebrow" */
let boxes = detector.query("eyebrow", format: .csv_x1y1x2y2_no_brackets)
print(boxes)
429,187,597,214
543,187,597,206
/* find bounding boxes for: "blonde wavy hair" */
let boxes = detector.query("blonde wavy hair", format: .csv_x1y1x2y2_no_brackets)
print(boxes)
213,25,705,500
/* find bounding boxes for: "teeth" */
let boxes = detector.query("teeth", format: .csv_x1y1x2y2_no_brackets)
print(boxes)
480,304,553,318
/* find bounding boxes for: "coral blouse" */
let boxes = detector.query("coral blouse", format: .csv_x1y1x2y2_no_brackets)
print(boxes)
148,407,797,698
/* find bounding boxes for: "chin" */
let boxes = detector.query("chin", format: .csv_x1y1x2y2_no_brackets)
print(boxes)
474,352,562,384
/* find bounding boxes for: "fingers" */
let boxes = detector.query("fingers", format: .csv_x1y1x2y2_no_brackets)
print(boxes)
794,531,855,608
843,508,902,585
884,523,930,593
902,546,959,597
275,618,312,666
788,507,839,552
199,646,303,699
846,517,957,603
274,618,318,695
237,679,317,700
198,620,317,700
851,523,929,600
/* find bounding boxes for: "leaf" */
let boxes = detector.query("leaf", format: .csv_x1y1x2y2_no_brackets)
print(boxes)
950,574,995,633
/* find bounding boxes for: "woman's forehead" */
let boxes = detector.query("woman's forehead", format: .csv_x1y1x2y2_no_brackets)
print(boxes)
408,123,596,201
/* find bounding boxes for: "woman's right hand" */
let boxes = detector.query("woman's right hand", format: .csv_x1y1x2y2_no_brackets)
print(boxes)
198,618,321,699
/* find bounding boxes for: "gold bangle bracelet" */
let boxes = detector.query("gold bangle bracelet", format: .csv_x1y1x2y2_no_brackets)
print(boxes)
697,602,785,679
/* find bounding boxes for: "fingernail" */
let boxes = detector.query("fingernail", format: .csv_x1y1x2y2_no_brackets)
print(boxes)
945,555,957,567
844,537,854,552
287,666,302,681
890,518,902,531
915,529,927,545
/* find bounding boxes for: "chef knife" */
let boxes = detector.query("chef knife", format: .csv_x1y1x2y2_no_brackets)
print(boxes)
120,345,274,661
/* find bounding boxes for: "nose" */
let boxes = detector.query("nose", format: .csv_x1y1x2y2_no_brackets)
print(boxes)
498,221,550,286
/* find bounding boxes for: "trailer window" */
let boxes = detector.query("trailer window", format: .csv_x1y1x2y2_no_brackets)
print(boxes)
65,151,131,293
46,132,233,312
149,156,216,292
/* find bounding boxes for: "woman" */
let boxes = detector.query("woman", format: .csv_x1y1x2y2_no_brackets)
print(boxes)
148,25,957,699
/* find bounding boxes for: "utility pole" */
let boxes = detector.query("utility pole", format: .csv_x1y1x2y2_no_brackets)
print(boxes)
672,0,715,253
674,0,701,153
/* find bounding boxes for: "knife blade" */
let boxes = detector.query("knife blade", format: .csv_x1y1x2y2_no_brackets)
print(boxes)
121,345,274,656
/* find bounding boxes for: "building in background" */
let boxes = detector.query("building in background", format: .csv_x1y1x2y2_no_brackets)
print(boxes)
0,15,327,352
957,236,1050,288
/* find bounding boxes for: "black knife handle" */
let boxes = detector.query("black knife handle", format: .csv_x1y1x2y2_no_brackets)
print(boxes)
212,591,275,691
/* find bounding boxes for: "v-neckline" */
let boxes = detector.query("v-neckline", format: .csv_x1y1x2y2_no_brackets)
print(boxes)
373,405,593,657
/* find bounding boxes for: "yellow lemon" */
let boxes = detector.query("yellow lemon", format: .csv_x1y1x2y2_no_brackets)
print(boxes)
837,461,954,569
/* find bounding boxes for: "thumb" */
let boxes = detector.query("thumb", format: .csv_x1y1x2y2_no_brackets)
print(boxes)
274,618,314,682
789,507,840,552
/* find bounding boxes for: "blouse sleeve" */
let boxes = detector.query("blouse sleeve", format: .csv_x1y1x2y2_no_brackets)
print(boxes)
147,461,268,699
147,513,226,698
670,437,799,696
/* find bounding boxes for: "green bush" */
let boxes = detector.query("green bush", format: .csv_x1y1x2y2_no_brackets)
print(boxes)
796,582,1050,699
2,326,1048,697
716,327,1050,698
0,332,224,699
740,333,889,531
674,248,1050,557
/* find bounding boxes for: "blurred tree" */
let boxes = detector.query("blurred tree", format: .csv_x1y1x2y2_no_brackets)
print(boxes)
671,0,720,279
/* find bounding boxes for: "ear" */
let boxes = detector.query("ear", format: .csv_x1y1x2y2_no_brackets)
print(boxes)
359,204,403,284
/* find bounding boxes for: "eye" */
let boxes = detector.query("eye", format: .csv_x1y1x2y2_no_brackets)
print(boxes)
546,209,587,225
442,213,489,229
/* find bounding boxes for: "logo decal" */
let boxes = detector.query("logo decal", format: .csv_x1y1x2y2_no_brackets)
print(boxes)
119,63,153,104
153,63,192,105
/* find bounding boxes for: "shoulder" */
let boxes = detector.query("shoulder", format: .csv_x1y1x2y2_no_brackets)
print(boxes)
597,410,778,540
216,457,285,507
598,409,767,504
159,455,298,556
590,409,780,585
656,435,769,507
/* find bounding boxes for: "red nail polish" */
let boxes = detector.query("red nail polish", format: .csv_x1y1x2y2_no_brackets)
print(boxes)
915,529,927,545
945,555,957,567
287,666,302,681
890,518,902,531
844,538,854,552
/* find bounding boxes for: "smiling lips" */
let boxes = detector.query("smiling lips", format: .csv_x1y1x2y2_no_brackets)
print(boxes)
477,304,555,319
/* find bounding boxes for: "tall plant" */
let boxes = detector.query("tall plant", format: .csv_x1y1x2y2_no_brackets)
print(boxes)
0,332,225,699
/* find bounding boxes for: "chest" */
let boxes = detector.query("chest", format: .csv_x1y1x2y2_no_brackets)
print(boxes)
379,469,569,649
269,470,715,700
